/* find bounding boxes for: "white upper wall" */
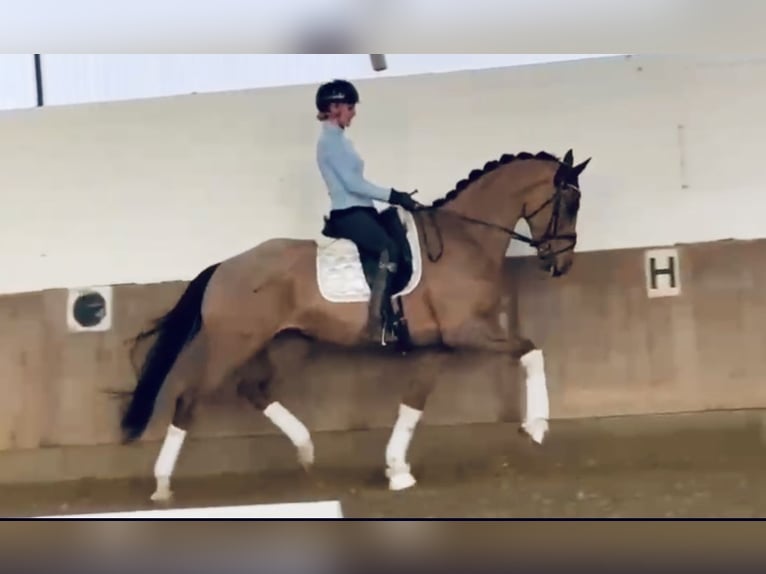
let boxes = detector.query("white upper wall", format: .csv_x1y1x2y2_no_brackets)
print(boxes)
0,54,616,111
0,55,36,110
0,54,764,294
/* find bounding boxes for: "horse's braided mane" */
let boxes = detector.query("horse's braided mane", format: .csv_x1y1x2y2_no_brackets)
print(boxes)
427,150,560,209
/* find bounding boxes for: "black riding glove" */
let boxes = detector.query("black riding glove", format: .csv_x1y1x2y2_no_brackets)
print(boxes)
389,189,422,211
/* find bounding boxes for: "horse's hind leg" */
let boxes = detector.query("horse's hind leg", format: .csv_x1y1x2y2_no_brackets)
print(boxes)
237,335,315,470
151,390,198,502
238,378,315,471
148,332,208,503
149,326,273,503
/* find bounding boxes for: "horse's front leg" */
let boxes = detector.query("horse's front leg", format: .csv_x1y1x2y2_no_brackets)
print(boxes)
518,346,549,444
442,318,550,445
384,349,448,491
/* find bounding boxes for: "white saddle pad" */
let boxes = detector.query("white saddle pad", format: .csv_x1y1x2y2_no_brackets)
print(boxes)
316,208,423,303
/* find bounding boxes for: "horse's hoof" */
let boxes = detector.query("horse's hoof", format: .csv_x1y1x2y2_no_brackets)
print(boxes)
388,472,417,491
522,418,548,445
150,489,173,504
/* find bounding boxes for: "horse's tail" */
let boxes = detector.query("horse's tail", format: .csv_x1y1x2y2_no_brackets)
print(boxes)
120,262,220,443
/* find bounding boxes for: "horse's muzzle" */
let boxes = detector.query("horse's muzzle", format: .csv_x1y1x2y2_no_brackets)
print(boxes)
541,258,568,278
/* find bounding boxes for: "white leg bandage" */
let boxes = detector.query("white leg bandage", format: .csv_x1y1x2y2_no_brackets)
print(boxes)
386,404,423,472
520,349,550,444
151,424,186,502
520,349,549,421
154,424,187,479
264,401,314,468
263,401,311,447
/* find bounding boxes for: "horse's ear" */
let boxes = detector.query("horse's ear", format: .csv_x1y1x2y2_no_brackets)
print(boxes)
572,157,591,177
563,149,574,166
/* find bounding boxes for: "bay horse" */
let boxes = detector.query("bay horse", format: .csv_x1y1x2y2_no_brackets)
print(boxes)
120,148,590,502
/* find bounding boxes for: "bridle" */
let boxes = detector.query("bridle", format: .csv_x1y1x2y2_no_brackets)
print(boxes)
418,180,580,263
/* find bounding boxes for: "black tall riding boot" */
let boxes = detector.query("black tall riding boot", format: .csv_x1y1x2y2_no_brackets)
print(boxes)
367,249,397,342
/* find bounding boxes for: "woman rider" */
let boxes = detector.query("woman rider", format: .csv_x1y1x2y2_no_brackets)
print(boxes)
314,78,420,342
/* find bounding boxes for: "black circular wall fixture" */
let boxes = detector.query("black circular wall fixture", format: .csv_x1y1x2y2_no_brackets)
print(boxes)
72,291,107,328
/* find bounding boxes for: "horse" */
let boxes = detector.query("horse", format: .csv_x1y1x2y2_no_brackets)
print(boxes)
120,148,590,502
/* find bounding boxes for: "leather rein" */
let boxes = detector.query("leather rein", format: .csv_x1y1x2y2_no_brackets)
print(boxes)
415,182,580,264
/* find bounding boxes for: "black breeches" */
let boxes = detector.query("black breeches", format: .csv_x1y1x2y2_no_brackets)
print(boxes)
327,207,401,281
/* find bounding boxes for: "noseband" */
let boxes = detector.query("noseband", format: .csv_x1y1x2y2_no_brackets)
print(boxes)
520,182,579,257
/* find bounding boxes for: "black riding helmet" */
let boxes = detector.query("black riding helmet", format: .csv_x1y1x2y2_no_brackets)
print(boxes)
315,79,359,113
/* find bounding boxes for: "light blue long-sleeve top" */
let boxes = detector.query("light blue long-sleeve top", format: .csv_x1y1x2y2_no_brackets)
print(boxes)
316,121,391,211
